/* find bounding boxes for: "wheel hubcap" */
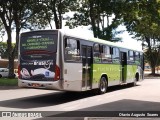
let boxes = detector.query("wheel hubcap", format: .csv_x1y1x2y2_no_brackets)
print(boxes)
100,80,106,92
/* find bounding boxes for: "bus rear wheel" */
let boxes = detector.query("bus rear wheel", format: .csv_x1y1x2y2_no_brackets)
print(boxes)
99,77,108,94
131,78,137,86
130,74,138,86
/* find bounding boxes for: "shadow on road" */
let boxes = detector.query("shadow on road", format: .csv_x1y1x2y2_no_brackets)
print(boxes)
0,84,140,109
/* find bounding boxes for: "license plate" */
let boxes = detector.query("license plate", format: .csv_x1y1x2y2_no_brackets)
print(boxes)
32,83,40,87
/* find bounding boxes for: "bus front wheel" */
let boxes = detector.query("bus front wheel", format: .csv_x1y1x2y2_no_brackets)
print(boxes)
99,77,108,94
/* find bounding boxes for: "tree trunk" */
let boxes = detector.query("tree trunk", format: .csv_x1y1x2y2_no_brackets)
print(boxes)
151,67,155,75
89,0,97,38
14,28,20,58
97,0,100,38
58,0,62,29
145,36,157,75
53,1,60,29
7,31,15,78
149,52,156,75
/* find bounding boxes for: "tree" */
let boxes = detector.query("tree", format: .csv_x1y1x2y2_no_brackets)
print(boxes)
0,42,16,59
144,48,160,74
122,0,160,75
0,0,79,78
42,0,78,29
12,0,50,63
65,0,123,41
0,0,52,78
0,0,15,78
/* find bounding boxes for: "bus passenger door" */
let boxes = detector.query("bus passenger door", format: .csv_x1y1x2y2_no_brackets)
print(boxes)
120,52,127,83
82,45,92,90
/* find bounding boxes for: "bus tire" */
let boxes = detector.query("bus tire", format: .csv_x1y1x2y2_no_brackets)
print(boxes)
131,78,137,86
99,77,108,94
130,73,138,86
0,74,2,78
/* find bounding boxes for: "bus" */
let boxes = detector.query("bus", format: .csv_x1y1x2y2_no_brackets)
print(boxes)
18,30,144,94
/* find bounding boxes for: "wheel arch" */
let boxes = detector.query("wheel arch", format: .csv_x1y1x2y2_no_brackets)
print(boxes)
101,74,108,84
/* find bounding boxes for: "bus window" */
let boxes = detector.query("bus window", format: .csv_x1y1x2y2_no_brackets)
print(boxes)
112,48,120,63
101,45,112,63
93,43,101,63
128,51,134,61
135,52,140,65
64,38,81,62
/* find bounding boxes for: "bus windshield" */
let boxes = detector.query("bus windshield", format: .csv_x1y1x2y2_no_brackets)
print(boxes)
19,31,58,81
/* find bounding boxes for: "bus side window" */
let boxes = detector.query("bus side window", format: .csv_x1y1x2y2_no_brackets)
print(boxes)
93,43,101,63
135,52,140,65
112,48,120,63
64,38,81,62
101,45,112,63
128,51,134,62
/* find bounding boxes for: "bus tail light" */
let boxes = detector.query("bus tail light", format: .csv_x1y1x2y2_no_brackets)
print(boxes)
18,65,20,79
54,65,60,80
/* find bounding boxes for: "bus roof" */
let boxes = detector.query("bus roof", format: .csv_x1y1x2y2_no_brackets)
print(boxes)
89,38,142,52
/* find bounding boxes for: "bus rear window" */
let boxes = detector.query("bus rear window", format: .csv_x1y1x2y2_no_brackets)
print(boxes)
20,33,57,60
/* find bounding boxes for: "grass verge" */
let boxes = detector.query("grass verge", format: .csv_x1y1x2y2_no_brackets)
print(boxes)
0,78,18,86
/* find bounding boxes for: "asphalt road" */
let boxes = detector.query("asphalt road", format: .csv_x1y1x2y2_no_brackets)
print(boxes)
0,79,160,120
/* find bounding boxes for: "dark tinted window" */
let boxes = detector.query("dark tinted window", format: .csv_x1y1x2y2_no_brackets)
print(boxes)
112,48,120,63
20,33,57,60
93,44,101,63
135,52,140,60
20,34,57,52
64,38,81,62
129,51,134,61
101,45,112,63
135,52,140,65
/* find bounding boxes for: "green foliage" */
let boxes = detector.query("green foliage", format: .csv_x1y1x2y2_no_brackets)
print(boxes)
0,42,7,58
0,0,53,78
0,42,16,59
122,0,160,74
41,0,79,29
122,0,160,40
144,48,160,74
65,0,123,41
144,49,160,67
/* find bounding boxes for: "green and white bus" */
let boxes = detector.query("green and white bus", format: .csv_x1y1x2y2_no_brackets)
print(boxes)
18,30,144,94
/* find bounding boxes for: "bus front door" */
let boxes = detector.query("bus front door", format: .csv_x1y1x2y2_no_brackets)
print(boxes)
120,52,127,83
82,45,92,90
